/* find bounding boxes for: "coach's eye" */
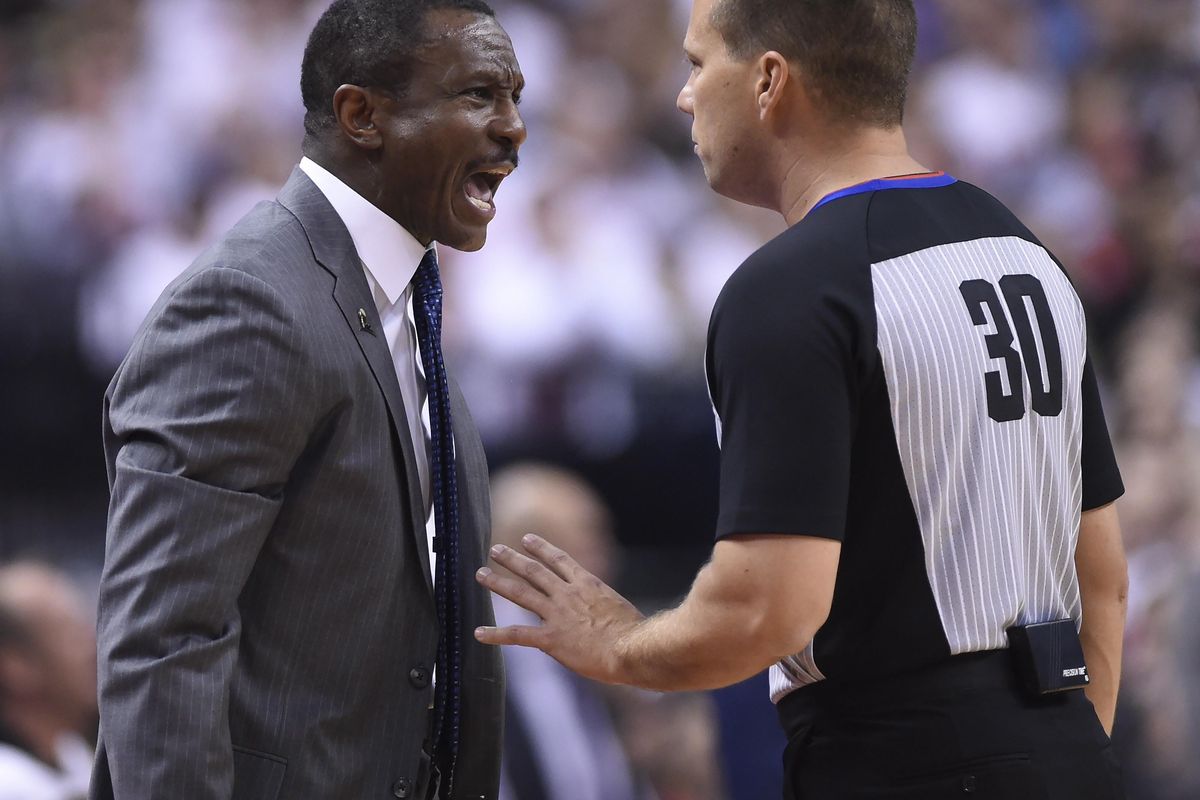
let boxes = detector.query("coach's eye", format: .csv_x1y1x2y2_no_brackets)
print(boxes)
465,87,491,101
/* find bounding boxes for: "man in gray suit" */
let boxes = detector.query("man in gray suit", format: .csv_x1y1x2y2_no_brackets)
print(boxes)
90,1,525,798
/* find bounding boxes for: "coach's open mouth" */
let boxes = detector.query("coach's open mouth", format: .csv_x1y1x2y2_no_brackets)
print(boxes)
463,164,513,217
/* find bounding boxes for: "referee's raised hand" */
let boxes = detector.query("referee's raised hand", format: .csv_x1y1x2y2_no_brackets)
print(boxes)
474,534,645,685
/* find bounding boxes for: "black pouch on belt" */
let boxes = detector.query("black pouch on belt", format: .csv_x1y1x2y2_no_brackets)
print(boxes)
1005,619,1090,696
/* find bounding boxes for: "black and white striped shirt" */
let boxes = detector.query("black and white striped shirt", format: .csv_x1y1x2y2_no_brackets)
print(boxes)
704,175,1124,703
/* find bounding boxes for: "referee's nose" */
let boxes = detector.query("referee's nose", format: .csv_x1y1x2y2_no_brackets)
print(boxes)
677,80,695,117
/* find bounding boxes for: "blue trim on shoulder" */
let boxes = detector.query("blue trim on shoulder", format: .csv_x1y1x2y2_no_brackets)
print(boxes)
811,173,958,213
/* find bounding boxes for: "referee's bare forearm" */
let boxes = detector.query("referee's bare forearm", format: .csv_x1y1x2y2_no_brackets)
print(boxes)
477,533,840,692
1075,502,1128,735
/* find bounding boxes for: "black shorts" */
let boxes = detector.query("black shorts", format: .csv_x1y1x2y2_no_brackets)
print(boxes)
776,650,1124,800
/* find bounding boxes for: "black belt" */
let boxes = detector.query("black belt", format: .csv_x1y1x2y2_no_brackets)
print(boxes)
776,649,1019,739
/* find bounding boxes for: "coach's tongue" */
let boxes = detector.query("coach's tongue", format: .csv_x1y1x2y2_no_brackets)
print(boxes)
464,174,494,212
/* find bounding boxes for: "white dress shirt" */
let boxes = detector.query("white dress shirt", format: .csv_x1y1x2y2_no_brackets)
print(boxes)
298,157,437,580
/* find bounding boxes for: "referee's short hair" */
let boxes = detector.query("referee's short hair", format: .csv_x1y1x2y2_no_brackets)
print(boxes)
300,0,496,139
711,0,917,129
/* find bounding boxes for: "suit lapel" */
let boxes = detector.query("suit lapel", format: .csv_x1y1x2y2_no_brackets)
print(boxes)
277,167,434,596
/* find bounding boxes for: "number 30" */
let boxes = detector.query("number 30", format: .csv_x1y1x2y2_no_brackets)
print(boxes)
958,275,1063,423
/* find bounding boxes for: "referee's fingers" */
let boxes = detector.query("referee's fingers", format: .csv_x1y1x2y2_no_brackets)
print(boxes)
489,544,562,595
474,624,547,649
520,533,583,582
475,566,553,619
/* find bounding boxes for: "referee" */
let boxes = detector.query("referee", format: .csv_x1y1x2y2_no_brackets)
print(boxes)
476,1,1128,798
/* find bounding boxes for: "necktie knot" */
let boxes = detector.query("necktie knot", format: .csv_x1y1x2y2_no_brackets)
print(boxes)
415,248,443,309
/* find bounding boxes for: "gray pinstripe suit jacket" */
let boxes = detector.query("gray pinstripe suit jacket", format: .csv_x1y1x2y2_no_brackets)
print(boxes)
89,169,503,800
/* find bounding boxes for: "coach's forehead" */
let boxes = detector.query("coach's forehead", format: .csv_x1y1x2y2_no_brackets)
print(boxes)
420,8,509,48
418,11,494,47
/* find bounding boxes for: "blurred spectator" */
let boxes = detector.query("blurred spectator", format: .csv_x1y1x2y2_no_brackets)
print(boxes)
489,462,658,800
1109,301,1200,800
920,0,1068,199
710,671,784,800
0,562,97,800
606,688,724,800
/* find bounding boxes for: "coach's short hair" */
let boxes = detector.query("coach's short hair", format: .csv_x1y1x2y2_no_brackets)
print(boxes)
711,0,917,128
301,0,496,138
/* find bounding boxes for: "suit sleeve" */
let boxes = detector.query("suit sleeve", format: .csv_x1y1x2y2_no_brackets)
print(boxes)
95,267,320,799
1080,356,1123,510
708,258,862,541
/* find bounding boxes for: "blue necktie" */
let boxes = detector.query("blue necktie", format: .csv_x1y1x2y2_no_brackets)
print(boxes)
412,248,462,795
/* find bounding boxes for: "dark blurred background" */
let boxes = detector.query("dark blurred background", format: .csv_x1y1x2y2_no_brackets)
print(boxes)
0,0,1197,798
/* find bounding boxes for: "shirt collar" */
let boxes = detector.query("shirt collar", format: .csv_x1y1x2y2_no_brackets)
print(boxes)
299,156,434,306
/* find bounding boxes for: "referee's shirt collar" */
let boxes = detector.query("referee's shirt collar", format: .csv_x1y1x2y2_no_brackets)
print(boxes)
299,155,434,306
809,171,957,216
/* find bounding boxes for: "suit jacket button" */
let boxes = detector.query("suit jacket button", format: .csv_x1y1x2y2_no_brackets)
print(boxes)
392,778,412,798
409,666,430,689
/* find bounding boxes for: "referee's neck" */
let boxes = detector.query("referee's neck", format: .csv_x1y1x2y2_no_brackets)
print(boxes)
779,126,925,225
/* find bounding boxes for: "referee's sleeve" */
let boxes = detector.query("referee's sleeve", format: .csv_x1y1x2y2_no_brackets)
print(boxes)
708,261,859,542
1080,356,1124,510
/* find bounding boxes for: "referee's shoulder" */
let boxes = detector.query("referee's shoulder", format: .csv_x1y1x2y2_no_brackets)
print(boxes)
719,196,874,307
862,179,1043,263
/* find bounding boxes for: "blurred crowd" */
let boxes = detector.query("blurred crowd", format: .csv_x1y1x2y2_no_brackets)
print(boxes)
1,0,1199,798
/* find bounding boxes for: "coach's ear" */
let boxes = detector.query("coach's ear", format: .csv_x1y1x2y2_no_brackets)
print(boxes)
333,84,383,151
756,51,790,120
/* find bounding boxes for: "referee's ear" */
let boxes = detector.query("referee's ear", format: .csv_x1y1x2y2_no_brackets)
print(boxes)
755,51,790,121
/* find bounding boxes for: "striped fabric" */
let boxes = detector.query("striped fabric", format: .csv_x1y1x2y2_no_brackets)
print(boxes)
764,235,1089,702
870,236,1086,654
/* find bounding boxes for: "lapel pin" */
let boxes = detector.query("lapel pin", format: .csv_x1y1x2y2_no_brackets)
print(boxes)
358,308,374,334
